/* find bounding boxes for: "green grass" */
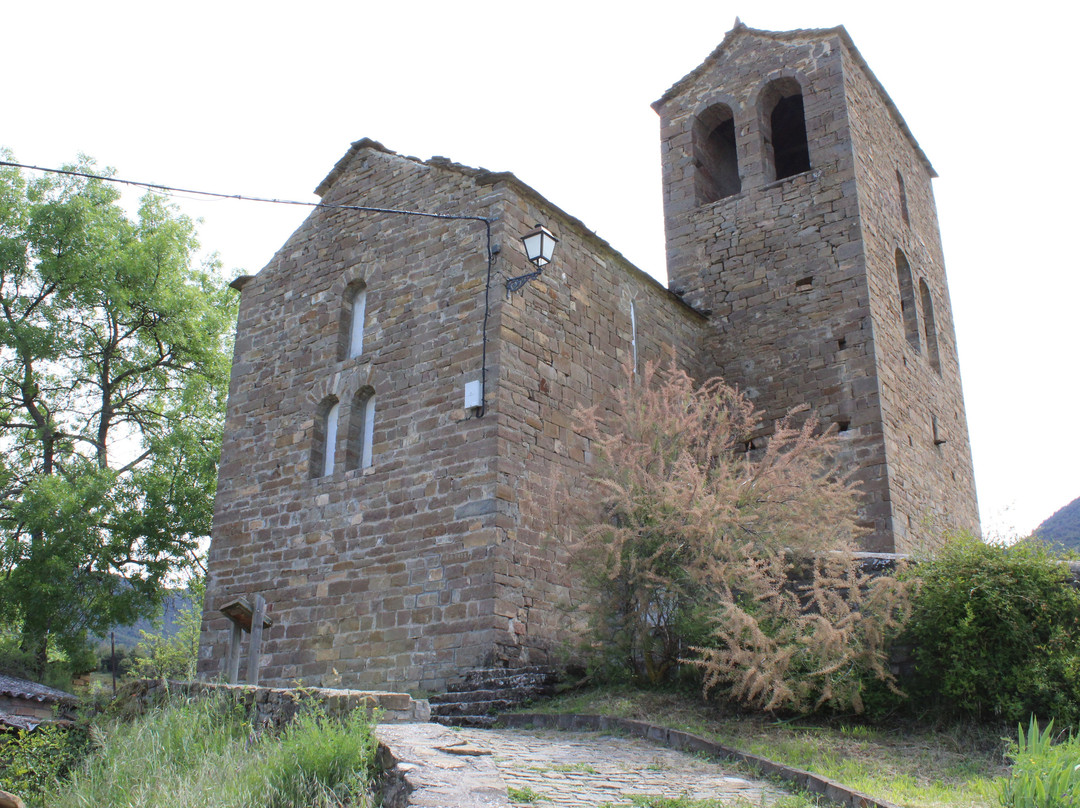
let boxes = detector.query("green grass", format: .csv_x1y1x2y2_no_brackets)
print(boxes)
508,784,551,803
524,686,1007,808
16,695,380,808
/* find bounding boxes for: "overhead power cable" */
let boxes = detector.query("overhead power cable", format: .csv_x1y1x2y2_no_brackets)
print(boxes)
0,160,492,225
0,159,499,417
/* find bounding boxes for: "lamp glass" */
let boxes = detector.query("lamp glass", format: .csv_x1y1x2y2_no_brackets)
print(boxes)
522,224,557,268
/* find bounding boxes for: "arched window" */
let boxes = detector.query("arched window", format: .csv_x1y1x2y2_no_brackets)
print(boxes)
339,281,367,360
347,388,376,471
896,169,910,226
895,249,920,352
693,103,740,204
761,78,810,181
919,279,941,374
311,396,340,479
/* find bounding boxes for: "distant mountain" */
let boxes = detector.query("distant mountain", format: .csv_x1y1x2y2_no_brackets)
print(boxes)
1035,496,1080,550
95,588,195,652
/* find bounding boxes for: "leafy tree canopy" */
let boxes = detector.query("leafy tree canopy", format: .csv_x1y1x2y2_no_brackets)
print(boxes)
0,154,236,678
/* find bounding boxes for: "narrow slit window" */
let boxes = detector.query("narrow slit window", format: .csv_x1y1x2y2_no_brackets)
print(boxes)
895,249,920,352
348,389,376,471
920,279,941,374
629,300,638,375
348,287,367,358
311,397,340,479
896,169,910,226
339,281,368,360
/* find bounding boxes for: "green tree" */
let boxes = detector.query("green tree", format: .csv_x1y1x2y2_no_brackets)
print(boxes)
129,575,206,681
0,154,235,678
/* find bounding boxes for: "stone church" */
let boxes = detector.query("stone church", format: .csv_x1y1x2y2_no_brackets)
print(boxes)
199,23,979,692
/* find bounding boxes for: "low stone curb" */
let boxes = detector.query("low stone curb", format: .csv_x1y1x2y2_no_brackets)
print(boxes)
500,713,903,808
115,679,430,727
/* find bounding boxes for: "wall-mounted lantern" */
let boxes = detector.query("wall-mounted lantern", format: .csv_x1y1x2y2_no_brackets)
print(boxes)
507,223,558,294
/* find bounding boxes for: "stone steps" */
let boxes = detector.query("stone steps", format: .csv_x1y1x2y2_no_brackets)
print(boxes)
429,667,559,727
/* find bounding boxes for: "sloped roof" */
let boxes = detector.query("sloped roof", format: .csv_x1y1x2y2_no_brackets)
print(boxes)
307,140,706,319
0,674,78,705
652,22,937,178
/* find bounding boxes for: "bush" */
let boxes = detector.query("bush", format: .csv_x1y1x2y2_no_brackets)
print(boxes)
568,361,909,713
999,717,1080,807
905,533,1080,723
0,723,91,802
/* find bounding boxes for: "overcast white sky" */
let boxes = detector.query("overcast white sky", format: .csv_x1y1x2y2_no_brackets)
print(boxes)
4,1,1077,539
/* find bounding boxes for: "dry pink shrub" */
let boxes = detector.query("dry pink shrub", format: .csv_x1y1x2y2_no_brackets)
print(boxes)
570,360,910,712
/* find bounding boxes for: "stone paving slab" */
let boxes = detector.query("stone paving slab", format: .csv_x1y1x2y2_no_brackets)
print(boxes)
458,727,791,807
377,723,510,807
376,723,791,808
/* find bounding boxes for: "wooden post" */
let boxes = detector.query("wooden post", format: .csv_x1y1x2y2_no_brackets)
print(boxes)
226,622,243,684
246,594,267,686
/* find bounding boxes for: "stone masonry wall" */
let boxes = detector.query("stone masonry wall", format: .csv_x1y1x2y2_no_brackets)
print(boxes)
201,142,705,691
840,42,980,549
485,181,705,667
655,29,894,548
200,143,507,692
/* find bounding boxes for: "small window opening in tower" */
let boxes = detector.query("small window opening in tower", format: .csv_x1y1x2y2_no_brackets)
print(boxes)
629,300,638,375
896,169,910,226
895,249,920,352
762,78,811,181
693,103,741,204
919,278,941,374
837,337,847,350
796,276,813,290
836,419,851,433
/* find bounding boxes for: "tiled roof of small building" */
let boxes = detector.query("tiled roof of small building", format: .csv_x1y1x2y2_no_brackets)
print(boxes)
0,674,78,705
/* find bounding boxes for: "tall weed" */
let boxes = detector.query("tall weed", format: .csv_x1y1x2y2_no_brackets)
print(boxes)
999,717,1080,808
40,695,378,808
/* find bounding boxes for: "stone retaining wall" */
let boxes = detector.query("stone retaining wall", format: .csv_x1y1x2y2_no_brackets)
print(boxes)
115,679,429,728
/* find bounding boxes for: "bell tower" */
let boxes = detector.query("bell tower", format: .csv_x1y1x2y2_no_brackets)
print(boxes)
653,23,978,551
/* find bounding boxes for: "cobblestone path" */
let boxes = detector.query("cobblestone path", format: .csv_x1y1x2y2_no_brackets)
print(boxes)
453,727,791,806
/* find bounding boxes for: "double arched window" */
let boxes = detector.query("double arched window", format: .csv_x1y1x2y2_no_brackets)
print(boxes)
691,77,811,205
312,278,379,479
311,390,376,477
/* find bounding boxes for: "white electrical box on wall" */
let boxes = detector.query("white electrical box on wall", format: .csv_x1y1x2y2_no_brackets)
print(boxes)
464,380,483,410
